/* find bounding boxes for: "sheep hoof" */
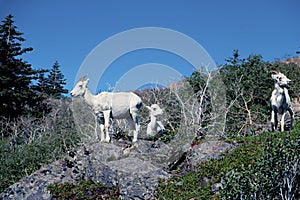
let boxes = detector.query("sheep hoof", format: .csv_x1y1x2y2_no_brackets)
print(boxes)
123,148,131,155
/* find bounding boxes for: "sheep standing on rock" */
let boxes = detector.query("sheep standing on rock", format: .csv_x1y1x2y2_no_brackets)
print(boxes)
70,76,142,142
270,71,294,132
146,104,165,136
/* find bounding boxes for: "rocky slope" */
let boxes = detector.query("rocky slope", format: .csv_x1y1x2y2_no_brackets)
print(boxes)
0,139,234,199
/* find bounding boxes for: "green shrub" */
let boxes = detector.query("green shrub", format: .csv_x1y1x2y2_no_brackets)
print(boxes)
188,52,300,138
0,100,80,193
157,122,300,199
156,139,263,199
47,179,119,200
221,132,300,199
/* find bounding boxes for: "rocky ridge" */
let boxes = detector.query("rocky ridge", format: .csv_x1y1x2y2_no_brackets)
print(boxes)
0,139,234,199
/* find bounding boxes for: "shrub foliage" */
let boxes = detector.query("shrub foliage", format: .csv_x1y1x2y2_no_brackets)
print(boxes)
47,179,119,200
221,131,300,199
157,123,300,199
188,50,300,137
0,100,80,193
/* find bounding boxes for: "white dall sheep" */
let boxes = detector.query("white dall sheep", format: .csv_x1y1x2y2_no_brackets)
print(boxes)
270,71,294,132
146,104,165,136
70,76,142,142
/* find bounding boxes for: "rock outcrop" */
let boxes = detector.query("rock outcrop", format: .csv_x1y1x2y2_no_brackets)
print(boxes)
0,139,234,199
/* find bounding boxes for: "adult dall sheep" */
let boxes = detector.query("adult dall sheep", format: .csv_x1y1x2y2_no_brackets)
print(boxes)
270,71,294,132
70,76,142,142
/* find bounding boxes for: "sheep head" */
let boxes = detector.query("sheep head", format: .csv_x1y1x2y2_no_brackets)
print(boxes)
70,75,89,97
146,104,163,117
271,71,291,87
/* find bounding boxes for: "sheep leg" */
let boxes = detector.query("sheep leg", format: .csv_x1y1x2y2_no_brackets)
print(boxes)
288,107,294,131
128,118,135,132
97,112,105,142
281,112,287,132
271,108,277,132
133,124,140,143
129,111,139,143
102,110,111,142
100,124,105,142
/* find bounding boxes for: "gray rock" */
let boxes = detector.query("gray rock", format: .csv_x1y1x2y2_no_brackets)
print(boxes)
0,139,235,199
211,183,222,193
187,141,234,171
108,157,159,174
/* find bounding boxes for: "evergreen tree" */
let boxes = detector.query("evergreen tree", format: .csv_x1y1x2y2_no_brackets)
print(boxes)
225,49,244,66
0,14,37,117
44,61,68,98
34,69,50,97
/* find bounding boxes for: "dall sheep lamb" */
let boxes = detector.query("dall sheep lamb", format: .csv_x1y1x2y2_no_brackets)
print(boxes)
146,104,165,136
270,71,294,132
70,76,142,142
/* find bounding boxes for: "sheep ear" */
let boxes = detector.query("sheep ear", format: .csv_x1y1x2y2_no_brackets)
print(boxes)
146,106,151,110
271,70,280,74
78,75,88,82
86,78,90,83
83,74,88,80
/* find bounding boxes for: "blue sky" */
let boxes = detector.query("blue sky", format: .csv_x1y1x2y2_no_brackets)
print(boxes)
1,0,299,93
